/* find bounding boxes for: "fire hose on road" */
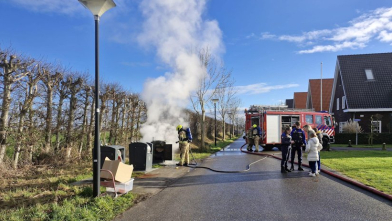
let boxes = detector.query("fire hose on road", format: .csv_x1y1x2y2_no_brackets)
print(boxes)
183,144,270,173
239,143,392,202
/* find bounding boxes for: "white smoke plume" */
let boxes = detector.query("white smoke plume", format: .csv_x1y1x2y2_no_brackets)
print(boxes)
137,0,223,145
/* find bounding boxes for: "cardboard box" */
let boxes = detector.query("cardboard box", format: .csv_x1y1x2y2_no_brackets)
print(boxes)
106,178,134,194
101,157,133,183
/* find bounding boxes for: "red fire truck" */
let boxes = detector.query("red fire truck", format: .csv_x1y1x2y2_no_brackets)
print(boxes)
245,105,335,151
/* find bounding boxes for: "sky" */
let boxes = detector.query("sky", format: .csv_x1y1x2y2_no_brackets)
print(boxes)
1,0,392,116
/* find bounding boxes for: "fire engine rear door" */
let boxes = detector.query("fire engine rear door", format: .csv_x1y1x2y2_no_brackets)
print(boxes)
266,115,280,143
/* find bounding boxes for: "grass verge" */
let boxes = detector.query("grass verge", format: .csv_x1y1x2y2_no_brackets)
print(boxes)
321,150,392,195
331,143,389,148
175,137,239,161
0,161,137,221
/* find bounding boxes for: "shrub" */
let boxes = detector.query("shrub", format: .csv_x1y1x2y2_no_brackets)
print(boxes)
341,119,363,133
335,133,392,144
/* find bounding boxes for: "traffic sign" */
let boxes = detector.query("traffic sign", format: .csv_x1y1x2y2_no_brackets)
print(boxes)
354,119,361,122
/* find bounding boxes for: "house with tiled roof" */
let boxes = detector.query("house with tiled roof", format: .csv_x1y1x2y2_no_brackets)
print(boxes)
293,92,307,109
329,52,392,133
306,78,334,112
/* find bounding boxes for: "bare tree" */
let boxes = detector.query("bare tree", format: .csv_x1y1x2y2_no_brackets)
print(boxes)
0,50,34,165
215,74,235,141
41,65,62,153
13,61,42,168
65,74,83,159
78,84,92,156
227,97,241,137
54,73,71,152
86,86,96,153
190,48,228,150
108,85,124,144
126,94,139,143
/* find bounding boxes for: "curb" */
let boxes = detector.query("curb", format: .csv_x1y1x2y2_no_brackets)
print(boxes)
240,143,392,202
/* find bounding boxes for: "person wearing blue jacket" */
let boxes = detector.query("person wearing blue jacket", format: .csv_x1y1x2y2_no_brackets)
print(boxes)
290,121,306,171
280,127,293,173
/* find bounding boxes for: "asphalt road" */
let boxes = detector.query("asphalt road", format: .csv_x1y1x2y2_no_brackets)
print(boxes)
117,139,392,221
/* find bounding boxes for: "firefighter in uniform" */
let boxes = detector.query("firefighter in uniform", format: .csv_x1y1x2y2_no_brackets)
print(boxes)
176,125,189,166
281,127,293,173
252,124,262,152
290,121,306,171
246,127,254,152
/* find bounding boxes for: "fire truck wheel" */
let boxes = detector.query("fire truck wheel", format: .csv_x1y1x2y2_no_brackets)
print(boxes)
263,145,274,151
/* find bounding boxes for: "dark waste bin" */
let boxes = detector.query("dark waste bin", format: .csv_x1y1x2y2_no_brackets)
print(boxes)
129,142,153,171
100,145,125,168
152,140,172,164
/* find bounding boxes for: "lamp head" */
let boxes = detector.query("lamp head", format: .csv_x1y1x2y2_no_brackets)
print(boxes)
79,0,116,18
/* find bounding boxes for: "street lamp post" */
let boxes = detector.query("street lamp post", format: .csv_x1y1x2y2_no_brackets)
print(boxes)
78,0,116,197
212,99,219,147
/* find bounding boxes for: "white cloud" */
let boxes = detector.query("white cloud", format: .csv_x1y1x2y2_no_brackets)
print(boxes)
260,7,392,53
246,33,255,39
235,83,299,95
377,30,392,43
260,32,276,39
299,41,366,54
245,32,276,40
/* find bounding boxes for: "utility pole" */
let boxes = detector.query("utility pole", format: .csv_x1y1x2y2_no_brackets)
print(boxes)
321,62,323,111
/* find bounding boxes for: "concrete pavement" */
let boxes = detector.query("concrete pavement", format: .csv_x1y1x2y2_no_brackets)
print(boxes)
116,139,392,221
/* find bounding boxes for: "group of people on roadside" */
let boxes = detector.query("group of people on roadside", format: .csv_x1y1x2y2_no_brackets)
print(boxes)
280,121,323,177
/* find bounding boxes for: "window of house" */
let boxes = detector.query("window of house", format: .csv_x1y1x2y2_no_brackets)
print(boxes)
365,69,374,80
371,121,382,133
305,115,314,124
339,122,347,133
342,96,346,109
336,98,340,110
315,115,322,125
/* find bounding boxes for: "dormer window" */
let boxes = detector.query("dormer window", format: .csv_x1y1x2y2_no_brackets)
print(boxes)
365,69,374,80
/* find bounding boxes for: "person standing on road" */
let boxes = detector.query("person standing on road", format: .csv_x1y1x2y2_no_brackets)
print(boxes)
290,121,306,171
176,125,190,166
303,125,316,142
305,133,323,177
246,127,255,152
280,127,293,173
314,128,323,173
252,124,262,152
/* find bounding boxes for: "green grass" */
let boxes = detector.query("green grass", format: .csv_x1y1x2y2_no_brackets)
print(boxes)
0,161,137,221
174,137,239,161
331,143,389,148
1,187,135,221
322,151,392,195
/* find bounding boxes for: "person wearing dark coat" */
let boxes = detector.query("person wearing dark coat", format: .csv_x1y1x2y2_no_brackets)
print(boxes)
280,127,293,173
290,121,306,171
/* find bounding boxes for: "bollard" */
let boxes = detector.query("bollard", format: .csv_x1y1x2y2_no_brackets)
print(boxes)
382,143,386,151
348,140,352,147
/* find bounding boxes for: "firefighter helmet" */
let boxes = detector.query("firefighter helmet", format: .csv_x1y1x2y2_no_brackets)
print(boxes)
253,124,257,128
176,125,183,131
